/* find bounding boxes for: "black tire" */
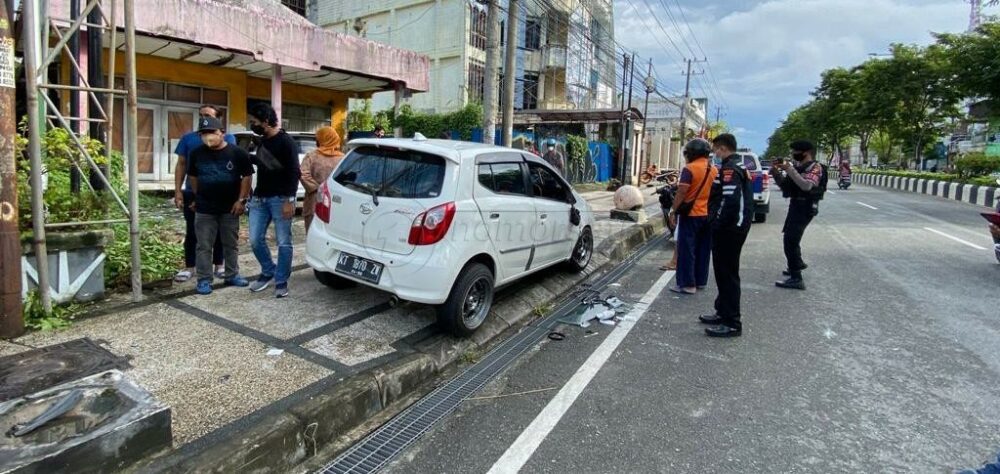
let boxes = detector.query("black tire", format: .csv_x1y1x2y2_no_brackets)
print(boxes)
436,263,494,337
564,227,593,273
314,269,356,289
753,213,767,224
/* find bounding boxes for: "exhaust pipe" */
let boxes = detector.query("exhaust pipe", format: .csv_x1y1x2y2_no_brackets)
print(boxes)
388,295,400,308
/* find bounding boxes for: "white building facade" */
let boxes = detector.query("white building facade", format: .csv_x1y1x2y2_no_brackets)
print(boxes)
312,0,618,114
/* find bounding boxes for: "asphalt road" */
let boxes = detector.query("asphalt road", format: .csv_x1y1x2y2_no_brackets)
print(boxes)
379,183,1000,473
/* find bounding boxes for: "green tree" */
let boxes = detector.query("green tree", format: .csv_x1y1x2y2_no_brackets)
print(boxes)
883,44,961,168
936,22,1000,109
347,99,376,132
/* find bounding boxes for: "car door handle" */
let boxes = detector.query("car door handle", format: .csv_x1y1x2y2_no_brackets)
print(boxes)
539,213,548,220
489,213,500,219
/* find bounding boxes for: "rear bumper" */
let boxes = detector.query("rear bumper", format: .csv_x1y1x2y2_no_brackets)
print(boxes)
753,193,770,213
305,225,460,304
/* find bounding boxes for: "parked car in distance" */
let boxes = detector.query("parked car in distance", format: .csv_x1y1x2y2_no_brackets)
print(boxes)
738,151,770,223
305,134,595,336
710,152,770,223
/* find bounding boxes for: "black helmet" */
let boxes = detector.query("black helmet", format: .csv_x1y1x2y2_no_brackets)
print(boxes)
683,138,712,160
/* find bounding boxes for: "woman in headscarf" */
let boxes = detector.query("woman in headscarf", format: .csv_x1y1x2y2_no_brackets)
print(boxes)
300,126,345,233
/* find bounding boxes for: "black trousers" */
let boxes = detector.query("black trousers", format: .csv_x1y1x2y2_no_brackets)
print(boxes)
782,200,815,279
712,228,749,329
183,191,223,268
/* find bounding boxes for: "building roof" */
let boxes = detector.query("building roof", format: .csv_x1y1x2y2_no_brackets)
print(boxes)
513,108,644,125
48,0,430,93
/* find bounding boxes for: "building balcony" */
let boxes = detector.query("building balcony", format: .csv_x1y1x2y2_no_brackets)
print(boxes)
543,45,567,71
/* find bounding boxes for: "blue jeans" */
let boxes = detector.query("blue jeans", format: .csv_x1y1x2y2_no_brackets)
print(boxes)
249,196,294,286
675,215,712,289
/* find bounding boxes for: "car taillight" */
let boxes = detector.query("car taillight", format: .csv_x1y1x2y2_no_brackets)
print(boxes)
316,182,332,224
408,202,456,245
762,172,769,186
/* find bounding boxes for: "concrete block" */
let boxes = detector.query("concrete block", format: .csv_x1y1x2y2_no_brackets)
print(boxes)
0,370,171,474
473,311,512,348
171,413,306,474
286,376,382,450
371,354,437,408
491,294,535,327
412,333,476,372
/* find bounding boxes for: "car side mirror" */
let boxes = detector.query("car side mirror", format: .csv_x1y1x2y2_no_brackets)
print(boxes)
570,206,581,226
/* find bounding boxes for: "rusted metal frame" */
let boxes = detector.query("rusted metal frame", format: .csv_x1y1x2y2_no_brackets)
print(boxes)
40,92,130,215
49,24,109,121
39,0,101,74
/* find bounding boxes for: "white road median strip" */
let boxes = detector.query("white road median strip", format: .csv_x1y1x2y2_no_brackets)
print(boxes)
856,201,879,210
487,270,676,474
924,227,988,251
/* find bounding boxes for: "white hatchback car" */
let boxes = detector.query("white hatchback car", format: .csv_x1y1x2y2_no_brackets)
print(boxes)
305,135,595,336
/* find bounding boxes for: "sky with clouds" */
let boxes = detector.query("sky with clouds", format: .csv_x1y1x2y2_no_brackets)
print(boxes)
613,0,989,152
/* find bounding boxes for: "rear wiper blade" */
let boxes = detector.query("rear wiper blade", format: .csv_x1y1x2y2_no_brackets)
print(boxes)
345,181,379,206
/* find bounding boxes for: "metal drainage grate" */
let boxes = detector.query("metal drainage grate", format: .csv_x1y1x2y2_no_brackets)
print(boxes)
318,233,667,474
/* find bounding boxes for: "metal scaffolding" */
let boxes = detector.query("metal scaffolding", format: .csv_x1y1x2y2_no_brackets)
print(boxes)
22,0,141,312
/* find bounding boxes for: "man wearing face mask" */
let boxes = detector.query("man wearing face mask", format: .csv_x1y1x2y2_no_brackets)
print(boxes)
246,103,300,298
770,140,826,290
542,140,565,176
172,104,236,283
185,117,254,295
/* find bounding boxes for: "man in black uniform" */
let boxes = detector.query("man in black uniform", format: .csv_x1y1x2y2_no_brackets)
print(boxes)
771,140,825,290
700,133,754,338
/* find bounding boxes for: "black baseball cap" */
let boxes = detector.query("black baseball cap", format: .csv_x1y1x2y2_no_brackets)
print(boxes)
198,116,224,133
790,140,815,153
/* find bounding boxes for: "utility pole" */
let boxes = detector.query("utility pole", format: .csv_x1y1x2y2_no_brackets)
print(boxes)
678,58,705,143
715,106,721,124
0,0,24,338
622,52,636,183
501,0,519,147
641,59,655,169
618,53,630,181
482,0,500,145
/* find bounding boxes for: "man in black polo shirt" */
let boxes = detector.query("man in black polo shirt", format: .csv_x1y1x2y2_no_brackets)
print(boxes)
247,103,300,298
186,117,254,295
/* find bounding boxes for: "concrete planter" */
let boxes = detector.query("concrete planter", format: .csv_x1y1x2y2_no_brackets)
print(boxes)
856,173,1000,208
21,230,114,304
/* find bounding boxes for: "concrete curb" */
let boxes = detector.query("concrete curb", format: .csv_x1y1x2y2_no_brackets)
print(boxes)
139,217,667,473
856,173,999,208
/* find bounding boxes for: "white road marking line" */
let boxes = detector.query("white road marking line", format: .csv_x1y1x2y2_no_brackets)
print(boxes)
856,201,878,210
923,227,988,251
487,270,676,474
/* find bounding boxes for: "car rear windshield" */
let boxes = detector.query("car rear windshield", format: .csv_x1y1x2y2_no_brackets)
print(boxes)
740,154,759,171
334,146,446,199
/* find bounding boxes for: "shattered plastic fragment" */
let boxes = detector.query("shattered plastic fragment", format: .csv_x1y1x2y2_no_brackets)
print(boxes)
266,348,284,356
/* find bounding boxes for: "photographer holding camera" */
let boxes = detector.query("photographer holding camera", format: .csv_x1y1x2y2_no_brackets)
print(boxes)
770,140,826,290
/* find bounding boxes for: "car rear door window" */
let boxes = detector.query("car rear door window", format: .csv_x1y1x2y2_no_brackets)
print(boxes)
741,154,759,172
334,146,446,198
